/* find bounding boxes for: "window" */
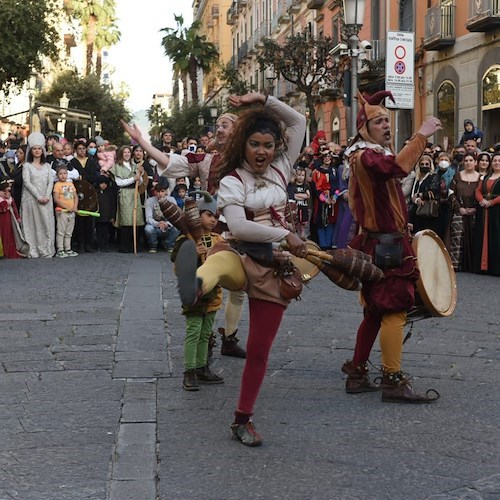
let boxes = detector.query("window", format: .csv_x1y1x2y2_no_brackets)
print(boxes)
437,81,456,146
482,65,500,111
400,0,413,31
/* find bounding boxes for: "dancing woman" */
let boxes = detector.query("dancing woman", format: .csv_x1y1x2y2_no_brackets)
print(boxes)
175,92,307,446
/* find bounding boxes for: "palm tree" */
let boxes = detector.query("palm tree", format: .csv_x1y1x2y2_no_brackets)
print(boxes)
161,15,219,106
64,0,119,77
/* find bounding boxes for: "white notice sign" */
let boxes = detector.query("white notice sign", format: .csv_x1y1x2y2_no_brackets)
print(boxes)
385,85,415,110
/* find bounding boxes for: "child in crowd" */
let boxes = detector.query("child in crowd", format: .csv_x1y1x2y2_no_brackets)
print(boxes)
171,193,224,391
172,183,188,210
97,143,117,174
62,142,74,162
53,165,78,258
95,175,117,252
291,166,311,239
188,176,203,201
0,178,20,258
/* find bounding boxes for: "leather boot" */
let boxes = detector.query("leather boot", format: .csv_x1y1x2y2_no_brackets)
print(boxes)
381,371,439,404
341,360,380,393
195,365,224,384
230,420,262,447
219,328,246,358
182,369,199,391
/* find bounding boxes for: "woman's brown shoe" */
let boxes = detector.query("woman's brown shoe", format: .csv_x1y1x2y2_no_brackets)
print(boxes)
230,420,262,447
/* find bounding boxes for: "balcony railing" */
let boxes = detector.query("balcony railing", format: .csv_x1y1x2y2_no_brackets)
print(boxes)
307,0,324,9
466,0,500,31
423,3,455,51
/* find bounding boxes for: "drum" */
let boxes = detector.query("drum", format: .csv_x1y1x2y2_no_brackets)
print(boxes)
289,239,321,283
73,179,98,212
407,229,457,322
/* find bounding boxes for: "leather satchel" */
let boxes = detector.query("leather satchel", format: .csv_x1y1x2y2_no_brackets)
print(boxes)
415,192,439,218
277,262,303,300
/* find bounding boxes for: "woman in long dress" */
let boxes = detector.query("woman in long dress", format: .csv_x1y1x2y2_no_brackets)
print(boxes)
110,145,145,253
21,133,55,258
473,152,500,275
449,153,480,271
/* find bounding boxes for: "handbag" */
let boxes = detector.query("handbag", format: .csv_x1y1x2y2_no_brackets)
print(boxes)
415,192,439,218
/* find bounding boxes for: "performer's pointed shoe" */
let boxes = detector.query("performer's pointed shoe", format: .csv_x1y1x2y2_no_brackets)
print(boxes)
381,371,439,404
342,360,380,393
219,328,246,358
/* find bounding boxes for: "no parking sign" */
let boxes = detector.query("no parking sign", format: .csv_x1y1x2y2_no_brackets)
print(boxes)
385,31,415,109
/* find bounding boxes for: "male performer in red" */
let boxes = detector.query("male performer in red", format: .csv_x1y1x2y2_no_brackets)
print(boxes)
342,90,442,403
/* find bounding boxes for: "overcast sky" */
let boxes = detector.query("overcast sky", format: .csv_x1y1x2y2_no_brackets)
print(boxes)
111,2,194,112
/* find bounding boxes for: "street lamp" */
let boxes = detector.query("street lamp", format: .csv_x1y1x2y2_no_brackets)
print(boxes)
58,92,70,137
343,0,366,139
28,72,37,133
197,112,205,127
209,106,218,133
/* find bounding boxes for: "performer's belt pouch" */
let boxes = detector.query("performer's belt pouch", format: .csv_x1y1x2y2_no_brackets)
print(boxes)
373,233,403,270
276,261,303,300
233,241,274,264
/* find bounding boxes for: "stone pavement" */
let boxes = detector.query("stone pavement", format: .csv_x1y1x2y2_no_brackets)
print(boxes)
0,252,499,500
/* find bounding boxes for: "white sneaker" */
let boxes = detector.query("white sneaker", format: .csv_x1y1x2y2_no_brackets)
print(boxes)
55,250,67,258
65,250,78,257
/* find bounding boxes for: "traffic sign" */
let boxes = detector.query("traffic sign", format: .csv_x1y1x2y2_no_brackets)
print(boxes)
386,31,414,85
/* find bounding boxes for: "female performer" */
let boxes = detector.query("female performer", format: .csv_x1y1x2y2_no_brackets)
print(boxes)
473,152,500,275
110,145,145,253
448,153,480,271
175,93,306,446
21,133,55,258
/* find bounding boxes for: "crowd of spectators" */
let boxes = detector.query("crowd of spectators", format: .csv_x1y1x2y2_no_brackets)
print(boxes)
0,120,498,277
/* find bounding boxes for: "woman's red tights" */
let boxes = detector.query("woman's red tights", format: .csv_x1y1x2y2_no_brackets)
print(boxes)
236,298,285,416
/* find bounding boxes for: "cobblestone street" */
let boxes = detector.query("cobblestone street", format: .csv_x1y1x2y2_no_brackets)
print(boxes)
0,253,499,499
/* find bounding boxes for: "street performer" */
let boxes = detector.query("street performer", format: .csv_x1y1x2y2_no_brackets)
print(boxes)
121,112,247,359
175,92,307,446
342,90,442,403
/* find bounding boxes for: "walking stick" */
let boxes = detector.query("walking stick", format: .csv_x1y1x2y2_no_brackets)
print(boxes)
133,178,139,254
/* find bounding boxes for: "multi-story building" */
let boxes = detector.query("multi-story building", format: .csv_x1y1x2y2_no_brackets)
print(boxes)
198,0,500,150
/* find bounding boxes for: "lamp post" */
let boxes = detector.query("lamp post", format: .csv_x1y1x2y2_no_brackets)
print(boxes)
28,73,37,133
58,92,70,137
209,106,218,133
343,0,366,139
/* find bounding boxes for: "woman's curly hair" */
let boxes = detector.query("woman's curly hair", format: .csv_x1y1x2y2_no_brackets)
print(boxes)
218,107,287,180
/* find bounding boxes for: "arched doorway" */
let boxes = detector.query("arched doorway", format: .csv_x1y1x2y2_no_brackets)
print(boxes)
437,81,456,151
482,65,500,147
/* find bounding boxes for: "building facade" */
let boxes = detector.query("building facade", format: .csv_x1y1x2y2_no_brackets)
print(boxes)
194,0,500,151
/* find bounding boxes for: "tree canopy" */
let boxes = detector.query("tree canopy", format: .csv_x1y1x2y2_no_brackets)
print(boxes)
0,0,60,92
37,70,132,144
161,15,219,106
258,33,341,137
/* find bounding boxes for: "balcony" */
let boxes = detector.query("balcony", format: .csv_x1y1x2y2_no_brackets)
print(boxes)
237,41,248,63
307,0,324,9
277,0,291,22
290,0,302,12
423,4,455,51
226,6,235,25
237,0,247,11
466,0,500,31
212,4,219,19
